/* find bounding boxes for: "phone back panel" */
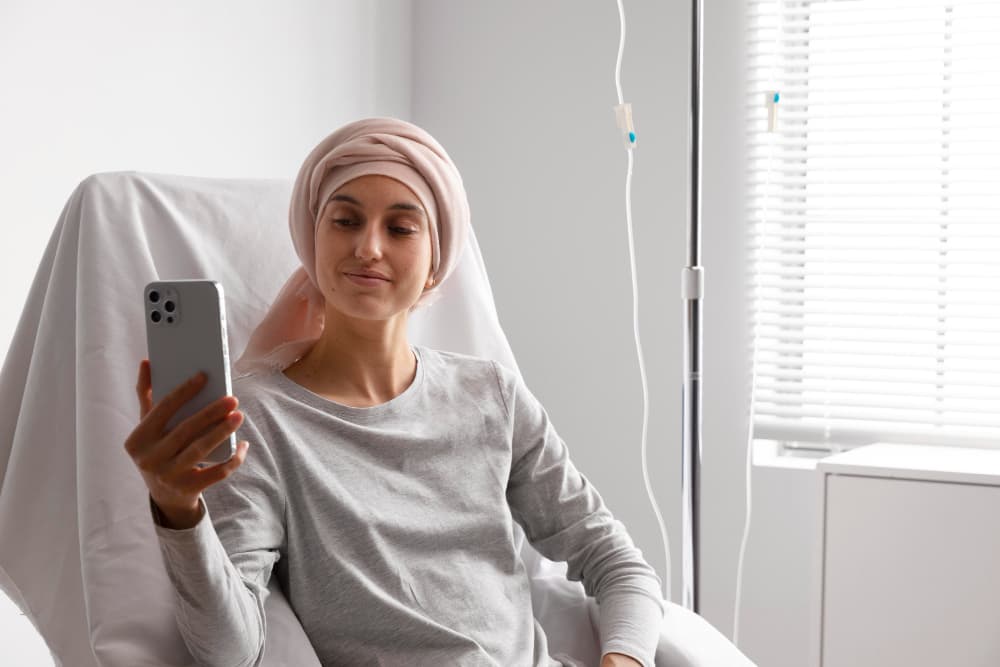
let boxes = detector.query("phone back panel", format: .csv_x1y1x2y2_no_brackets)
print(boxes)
143,279,235,465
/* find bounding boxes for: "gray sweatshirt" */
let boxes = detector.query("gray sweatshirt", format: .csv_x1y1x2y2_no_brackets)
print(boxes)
150,345,664,667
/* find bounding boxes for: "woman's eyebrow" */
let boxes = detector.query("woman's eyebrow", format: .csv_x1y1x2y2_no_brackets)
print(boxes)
329,194,425,218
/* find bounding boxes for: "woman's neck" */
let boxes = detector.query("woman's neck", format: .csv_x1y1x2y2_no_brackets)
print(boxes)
283,314,416,407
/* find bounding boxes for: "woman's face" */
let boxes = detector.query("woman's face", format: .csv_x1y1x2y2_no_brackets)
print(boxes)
314,174,434,322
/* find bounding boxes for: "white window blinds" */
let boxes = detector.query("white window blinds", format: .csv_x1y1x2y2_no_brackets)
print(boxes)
746,0,1000,450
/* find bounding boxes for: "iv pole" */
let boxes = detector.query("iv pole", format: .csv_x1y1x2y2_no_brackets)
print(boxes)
681,0,705,613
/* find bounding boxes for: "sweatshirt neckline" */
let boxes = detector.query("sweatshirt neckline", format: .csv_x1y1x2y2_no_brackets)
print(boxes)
272,345,425,420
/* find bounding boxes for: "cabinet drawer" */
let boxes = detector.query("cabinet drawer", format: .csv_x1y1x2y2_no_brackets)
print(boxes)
822,474,1000,667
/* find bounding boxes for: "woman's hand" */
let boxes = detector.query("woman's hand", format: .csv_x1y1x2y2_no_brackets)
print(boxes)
124,359,249,529
600,653,644,667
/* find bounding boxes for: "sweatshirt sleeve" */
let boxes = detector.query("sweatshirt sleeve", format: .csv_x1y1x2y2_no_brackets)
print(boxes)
150,406,286,667
494,362,664,667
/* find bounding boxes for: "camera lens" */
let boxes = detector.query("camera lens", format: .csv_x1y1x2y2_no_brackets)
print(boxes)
164,300,175,313
149,290,160,303
166,316,174,323
151,311,161,323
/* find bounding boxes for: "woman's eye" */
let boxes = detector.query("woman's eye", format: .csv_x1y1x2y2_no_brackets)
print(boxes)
331,218,414,235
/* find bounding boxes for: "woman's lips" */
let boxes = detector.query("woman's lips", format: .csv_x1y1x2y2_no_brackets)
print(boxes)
345,272,389,286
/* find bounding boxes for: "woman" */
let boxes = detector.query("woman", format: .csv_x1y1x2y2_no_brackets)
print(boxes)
125,118,663,667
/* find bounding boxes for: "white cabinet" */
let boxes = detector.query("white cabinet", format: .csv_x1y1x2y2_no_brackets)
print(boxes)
814,444,1000,667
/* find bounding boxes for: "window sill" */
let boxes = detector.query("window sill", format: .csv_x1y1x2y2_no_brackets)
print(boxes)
816,442,1000,486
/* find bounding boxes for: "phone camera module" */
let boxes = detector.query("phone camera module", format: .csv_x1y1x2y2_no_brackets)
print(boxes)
151,310,162,323
164,300,175,313
149,290,160,303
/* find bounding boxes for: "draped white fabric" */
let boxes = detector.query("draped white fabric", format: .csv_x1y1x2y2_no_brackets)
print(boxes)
0,172,751,666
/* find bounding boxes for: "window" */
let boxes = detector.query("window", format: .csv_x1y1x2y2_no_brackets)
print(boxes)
747,0,1000,450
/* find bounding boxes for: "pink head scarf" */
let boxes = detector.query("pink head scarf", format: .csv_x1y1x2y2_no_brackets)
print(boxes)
233,117,470,376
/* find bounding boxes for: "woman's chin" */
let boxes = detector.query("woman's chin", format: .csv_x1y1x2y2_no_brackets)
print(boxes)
330,297,410,323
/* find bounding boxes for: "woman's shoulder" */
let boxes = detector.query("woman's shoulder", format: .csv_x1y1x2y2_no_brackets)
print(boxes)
418,344,492,367
232,369,277,398
416,345,521,397
229,370,291,421
416,345,506,380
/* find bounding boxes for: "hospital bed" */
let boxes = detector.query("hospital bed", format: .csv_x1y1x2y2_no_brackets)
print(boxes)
0,172,755,666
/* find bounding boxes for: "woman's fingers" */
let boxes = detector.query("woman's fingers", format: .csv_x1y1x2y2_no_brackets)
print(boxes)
126,362,248,513
172,409,244,470
164,393,238,454
135,360,153,419
143,371,207,433
192,440,249,489
126,370,206,462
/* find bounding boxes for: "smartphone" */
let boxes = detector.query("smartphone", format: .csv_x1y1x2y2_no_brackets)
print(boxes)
143,279,236,467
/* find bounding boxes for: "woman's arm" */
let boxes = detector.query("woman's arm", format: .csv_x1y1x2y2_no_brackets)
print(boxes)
493,362,664,667
151,407,286,667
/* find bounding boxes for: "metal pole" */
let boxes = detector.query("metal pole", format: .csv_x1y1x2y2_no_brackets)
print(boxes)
681,0,704,613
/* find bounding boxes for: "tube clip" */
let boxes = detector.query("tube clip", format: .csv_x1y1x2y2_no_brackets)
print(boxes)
614,102,637,150
765,91,780,132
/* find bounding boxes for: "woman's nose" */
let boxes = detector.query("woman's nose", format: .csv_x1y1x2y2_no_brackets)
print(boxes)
355,225,383,260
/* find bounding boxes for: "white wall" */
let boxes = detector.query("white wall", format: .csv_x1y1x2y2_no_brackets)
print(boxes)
0,0,413,368
0,0,412,663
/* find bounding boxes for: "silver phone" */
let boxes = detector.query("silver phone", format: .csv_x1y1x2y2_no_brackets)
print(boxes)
143,279,236,467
